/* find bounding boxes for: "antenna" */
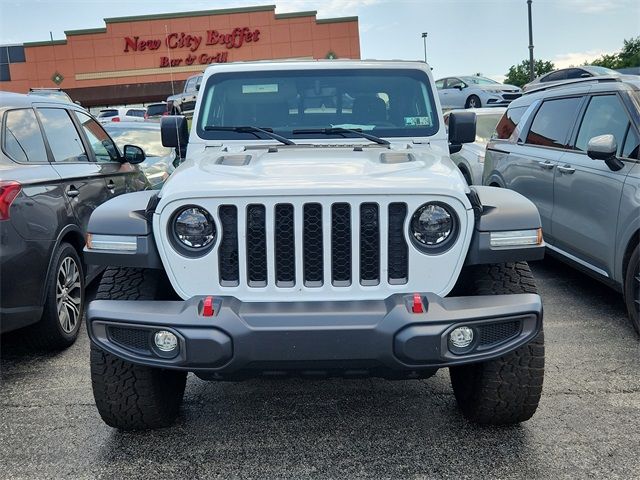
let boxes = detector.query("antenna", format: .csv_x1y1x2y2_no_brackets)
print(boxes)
164,24,183,160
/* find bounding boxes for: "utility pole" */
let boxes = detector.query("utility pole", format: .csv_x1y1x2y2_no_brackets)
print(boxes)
421,32,428,63
527,0,535,80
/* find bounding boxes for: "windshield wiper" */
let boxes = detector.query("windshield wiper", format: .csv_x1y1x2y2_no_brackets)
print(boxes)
203,126,296,145
291,127,390,146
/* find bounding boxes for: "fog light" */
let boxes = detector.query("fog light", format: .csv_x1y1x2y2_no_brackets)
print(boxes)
449,326,474,349
154,330,178,352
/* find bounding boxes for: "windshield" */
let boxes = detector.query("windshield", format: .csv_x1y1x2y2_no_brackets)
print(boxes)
589,66,619,75
98,110,118,118
475,113,504,143
104,127,173,157
196,68,439,141
460,76,500,85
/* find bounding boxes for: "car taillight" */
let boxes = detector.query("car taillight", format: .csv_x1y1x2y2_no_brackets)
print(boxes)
111,117,120,122
0,181,22,221
144,113,149,119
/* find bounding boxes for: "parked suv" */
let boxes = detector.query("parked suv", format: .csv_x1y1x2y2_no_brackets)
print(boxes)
97,107,146,124
85,60,546,430
0,92,149,348
483,76,640,333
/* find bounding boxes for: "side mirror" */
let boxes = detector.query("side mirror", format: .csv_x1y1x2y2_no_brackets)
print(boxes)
448,112,476,154
454,84,464,91
123,145,145,164
161,115,189,157
587,134,624,171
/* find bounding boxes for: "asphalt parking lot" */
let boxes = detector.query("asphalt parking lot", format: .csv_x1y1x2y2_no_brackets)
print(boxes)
1,257,639,480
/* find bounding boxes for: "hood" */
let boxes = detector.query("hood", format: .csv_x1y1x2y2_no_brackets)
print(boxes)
156,143,469,211
478,84,521,92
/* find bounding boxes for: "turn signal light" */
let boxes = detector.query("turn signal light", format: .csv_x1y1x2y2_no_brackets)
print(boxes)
0,181,21,221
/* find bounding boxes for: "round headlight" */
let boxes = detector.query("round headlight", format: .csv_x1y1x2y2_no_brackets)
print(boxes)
171,206,216,253
410,202,458,252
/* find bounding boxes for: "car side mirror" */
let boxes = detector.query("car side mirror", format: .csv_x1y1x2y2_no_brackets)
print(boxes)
161,115,189,157
448,111,476,154
123,145,145,164
587,134,624,171
454,85,464,91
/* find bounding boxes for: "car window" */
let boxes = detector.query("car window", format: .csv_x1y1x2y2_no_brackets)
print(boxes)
542,70,567,82
574,95,629,154
447,78,465,89
565,68,589,79
147,104,167,116
185,77,197,92
3,108,48,163
435,79,445,89
74,111,120,162
105,127,172,157
126,109,144,117
98,110,118,118
475,114,504,143
37,108,89,162
525,97,582,149
494,106,528,140
622,127,639,159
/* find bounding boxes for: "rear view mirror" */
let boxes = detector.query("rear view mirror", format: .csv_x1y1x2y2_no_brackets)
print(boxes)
123,145,145,164
448,111,476,154
587,134,624,171
161,115,189,157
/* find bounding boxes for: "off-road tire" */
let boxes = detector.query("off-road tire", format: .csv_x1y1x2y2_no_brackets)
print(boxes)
21,242,85,350
449,262,544,424
465,94,481,109
623,244,640,335
90,267,186,430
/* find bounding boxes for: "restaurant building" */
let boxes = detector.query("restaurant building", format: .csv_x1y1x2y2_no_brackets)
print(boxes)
0,5,360,106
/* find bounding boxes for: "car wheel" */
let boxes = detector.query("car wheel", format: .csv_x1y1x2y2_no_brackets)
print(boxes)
91,267,186,430
465,95,481,108
449,262,544,424
23,242,85,349
623,244,640,335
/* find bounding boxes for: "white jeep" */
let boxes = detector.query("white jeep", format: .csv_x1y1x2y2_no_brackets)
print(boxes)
85,60,545,430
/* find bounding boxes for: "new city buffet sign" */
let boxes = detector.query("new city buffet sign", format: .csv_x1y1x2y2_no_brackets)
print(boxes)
123,27,261,67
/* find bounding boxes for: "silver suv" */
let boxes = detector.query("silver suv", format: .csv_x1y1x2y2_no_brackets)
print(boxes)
483,76,640,334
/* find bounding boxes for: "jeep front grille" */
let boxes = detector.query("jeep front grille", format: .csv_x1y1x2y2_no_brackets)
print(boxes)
216,201,409,289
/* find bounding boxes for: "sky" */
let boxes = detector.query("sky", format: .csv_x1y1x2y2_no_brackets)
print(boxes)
0,0,638,82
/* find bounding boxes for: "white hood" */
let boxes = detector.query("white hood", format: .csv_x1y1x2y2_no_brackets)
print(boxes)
156,143,471,213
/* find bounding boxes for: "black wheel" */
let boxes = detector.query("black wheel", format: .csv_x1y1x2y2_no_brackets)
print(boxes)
465,95,481,109
623,244,640,335
90,267,186,430
22,242,84,350
449,262,544,424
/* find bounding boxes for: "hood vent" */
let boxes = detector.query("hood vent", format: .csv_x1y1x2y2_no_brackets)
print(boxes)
216,155,252,166
379,152,415,164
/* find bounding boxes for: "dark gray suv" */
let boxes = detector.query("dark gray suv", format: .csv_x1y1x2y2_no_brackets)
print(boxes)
0,92,149,348
483,76,640,334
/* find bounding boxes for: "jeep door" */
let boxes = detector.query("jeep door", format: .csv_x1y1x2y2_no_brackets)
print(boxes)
500,96,584,237
551,93,638,277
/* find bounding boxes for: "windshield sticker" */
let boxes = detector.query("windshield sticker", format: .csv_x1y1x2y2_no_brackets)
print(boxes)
242,84,279,94
404,116,432,127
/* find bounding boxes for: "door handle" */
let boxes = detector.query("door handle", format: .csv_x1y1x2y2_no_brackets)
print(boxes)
557,165,576,174
538,160,555,170
66,186,79,198
107,180,115,190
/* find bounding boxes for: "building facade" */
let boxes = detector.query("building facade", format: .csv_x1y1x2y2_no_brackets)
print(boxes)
0,5,360,106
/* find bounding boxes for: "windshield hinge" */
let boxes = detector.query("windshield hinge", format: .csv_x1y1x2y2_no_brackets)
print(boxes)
411,139,431,145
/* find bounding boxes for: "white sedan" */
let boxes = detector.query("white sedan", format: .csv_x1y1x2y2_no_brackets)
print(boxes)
444,107,506,185
436,76,521,109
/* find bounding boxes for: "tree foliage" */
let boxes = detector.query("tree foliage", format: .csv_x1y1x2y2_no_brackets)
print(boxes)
504,59,555,87
588,36,640,69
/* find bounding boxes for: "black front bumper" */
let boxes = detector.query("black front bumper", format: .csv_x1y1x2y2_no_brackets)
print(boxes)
87,292,542,376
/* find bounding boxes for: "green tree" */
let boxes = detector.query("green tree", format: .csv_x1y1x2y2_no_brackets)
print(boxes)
589,36,640,69
504,59,555,87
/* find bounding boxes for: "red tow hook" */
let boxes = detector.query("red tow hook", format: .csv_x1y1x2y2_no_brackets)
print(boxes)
202,296,215,317
412,293,424,313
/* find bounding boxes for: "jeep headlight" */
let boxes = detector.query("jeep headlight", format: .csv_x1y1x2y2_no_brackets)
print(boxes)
410,202,458,252
170,206,216,255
